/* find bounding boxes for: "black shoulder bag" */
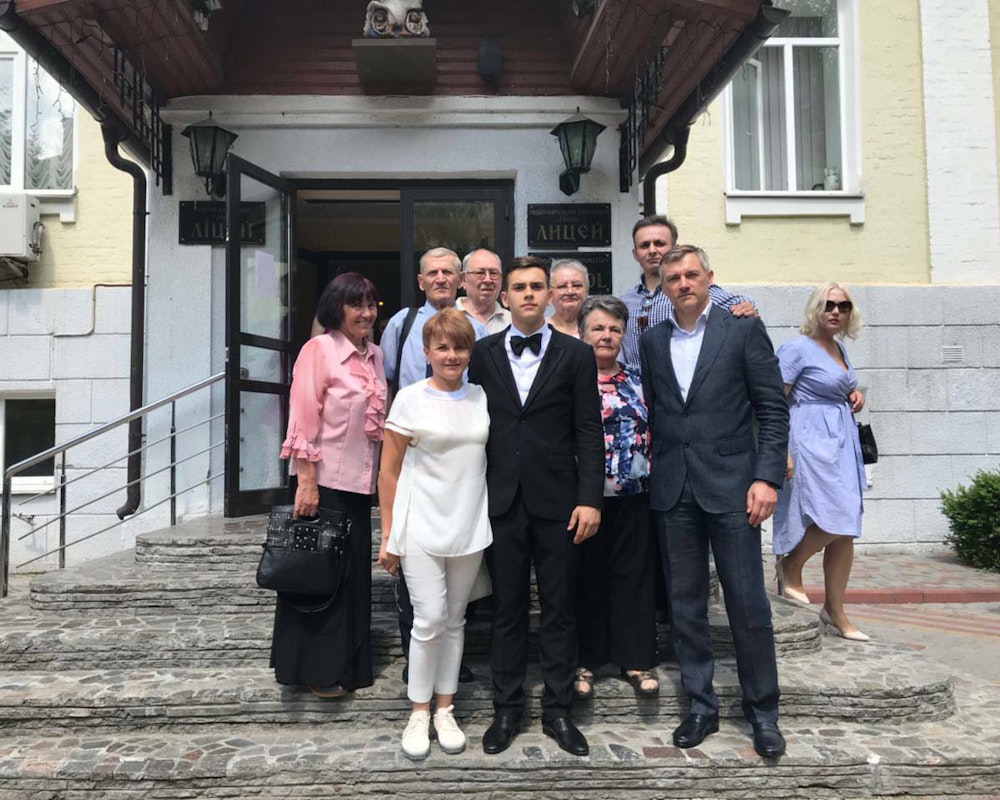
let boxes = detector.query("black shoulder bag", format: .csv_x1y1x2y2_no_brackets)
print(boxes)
256,505,352,613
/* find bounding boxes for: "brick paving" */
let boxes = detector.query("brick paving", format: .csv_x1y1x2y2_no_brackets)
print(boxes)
799,549,1000,604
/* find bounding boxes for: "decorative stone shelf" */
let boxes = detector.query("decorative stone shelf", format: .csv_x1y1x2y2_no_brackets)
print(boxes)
352,37,437,95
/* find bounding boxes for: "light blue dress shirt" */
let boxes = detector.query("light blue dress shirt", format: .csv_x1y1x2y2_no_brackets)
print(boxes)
667,302,712,402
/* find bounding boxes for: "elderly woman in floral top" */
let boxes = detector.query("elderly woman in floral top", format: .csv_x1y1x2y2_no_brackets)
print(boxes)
572,295,658,700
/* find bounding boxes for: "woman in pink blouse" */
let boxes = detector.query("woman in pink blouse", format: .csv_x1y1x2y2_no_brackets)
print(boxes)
273,272,387,698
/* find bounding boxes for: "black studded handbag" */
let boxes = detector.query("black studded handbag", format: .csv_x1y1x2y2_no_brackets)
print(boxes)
256,505,352,612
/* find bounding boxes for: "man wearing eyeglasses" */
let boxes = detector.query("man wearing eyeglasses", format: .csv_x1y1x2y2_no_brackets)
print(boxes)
620,215,758,372
457,249,511,334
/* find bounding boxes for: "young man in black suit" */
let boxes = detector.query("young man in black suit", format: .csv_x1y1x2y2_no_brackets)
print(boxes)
468,256,604,757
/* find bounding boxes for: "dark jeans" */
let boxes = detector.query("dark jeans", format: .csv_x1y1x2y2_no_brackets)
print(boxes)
654,484,780,724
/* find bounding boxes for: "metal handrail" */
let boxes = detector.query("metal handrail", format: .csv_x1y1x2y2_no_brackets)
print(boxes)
1,372,225,598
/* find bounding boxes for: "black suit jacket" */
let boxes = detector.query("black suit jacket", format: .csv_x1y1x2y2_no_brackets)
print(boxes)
468,327,604,521
639,308,789,514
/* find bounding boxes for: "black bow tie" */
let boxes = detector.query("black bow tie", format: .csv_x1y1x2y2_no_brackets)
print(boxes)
510,333,542,357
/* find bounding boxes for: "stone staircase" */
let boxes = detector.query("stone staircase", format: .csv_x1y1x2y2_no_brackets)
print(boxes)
1,515,998,799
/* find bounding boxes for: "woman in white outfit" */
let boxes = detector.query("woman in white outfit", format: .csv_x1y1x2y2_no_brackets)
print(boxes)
377,308,492,761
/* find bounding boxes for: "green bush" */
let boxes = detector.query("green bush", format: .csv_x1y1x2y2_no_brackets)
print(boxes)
940,468,1000,572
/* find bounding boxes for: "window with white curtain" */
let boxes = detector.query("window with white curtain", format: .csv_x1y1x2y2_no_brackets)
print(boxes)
723,0,862,223
0,32,75,195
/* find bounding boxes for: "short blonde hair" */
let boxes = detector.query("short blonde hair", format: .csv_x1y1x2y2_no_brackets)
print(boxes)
423,307,475,351
800,282,863,339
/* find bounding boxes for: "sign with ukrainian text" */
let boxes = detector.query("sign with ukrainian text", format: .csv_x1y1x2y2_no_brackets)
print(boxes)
527,203,611,248
179,201,266,246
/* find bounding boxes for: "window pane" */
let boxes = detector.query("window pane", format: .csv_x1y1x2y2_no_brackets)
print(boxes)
793,45,841,190
759,48,788,191
775,0,838,37
4,399,55,477
412,201,495,261
732,62,762,190
25,60,75,190
0,57,13,185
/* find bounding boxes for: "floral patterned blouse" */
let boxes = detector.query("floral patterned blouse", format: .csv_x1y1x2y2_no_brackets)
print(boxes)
598,364,650,497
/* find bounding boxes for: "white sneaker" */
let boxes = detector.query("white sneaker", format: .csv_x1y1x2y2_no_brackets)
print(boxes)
401,709,431,761
433,705,467,754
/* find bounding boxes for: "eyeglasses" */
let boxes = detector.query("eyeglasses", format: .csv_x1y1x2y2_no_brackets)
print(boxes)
636,296,654,332
466,269,501,280
824,300,853,314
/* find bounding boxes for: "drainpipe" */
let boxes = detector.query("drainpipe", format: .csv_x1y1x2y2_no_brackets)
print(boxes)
640,3,789,214
102,120,148,520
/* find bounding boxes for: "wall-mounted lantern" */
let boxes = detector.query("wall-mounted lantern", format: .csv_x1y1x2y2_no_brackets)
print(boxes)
550,112,605,196
180,115,238,198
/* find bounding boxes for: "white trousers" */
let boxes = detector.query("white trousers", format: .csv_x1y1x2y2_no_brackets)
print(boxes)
401,539,484,704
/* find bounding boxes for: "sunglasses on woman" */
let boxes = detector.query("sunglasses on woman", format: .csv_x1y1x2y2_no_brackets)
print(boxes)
824,300,853,314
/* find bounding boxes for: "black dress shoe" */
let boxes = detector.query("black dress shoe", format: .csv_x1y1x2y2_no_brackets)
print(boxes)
482,714,520,754
751,722,786,758
542,716,589,756
672,712,720,748
459,663,475,683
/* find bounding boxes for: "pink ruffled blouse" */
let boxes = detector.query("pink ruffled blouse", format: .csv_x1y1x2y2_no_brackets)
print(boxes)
280,331,387,495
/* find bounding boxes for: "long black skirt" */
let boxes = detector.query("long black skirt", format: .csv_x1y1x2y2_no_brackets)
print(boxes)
575,492,657,671
270,486,373,691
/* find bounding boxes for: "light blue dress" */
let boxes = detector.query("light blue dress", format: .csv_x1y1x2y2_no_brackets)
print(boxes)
772,335,866,555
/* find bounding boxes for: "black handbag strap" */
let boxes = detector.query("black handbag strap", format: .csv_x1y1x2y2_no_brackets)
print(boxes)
390,306,420,397
282,549,352,614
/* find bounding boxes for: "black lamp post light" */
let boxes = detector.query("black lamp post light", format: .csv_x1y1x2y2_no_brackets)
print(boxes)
181,115,238,198
550,111,606,196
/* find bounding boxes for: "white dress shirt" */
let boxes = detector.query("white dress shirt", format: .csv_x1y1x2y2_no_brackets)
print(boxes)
668,302,712,402
505,323,552,405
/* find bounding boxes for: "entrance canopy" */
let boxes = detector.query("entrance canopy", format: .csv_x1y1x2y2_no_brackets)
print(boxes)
2,0,774,186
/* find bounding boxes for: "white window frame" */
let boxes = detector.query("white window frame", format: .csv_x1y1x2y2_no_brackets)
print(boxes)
0,32,78,222
0,396,57,496
721,0,863,225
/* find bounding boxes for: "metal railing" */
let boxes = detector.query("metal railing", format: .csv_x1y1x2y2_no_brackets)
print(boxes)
1,372,225,598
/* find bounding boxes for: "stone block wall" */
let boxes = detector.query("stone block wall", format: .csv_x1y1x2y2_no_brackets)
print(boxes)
0,285,146,572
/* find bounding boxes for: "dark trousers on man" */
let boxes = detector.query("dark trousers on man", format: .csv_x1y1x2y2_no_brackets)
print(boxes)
486,490,580,720
654,481,780,724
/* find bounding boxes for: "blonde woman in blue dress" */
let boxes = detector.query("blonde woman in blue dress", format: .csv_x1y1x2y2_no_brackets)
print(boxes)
773,283,869,641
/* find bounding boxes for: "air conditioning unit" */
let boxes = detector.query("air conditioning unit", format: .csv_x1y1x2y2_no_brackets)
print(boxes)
0,193,43,261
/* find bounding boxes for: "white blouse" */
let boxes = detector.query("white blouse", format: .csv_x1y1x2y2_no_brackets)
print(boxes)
384,380,493,557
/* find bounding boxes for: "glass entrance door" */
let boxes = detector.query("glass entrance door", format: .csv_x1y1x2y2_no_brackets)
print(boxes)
224,155,297,516
399,184,513,308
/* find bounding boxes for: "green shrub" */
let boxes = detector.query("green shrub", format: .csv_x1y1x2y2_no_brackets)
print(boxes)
940,468,1000,572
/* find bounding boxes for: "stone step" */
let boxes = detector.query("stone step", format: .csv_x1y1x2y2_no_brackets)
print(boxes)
30,554,730,631
0,640,957,733
134,513,385,570
0,674,996,800
0,599,819,672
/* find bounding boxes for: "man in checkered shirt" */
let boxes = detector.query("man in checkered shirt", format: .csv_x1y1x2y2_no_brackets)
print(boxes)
620,215,758,372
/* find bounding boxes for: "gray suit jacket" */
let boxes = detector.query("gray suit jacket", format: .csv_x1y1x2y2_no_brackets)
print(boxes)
639,307,789,514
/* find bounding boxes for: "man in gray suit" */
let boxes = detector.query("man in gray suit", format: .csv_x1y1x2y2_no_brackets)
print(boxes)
639,245,789,759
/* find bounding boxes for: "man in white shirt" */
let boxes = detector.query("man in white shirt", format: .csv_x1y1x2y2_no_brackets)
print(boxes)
456,248,511,334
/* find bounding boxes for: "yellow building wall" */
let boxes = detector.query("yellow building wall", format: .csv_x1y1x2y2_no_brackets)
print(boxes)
664,0,930,285
29,111,133,288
